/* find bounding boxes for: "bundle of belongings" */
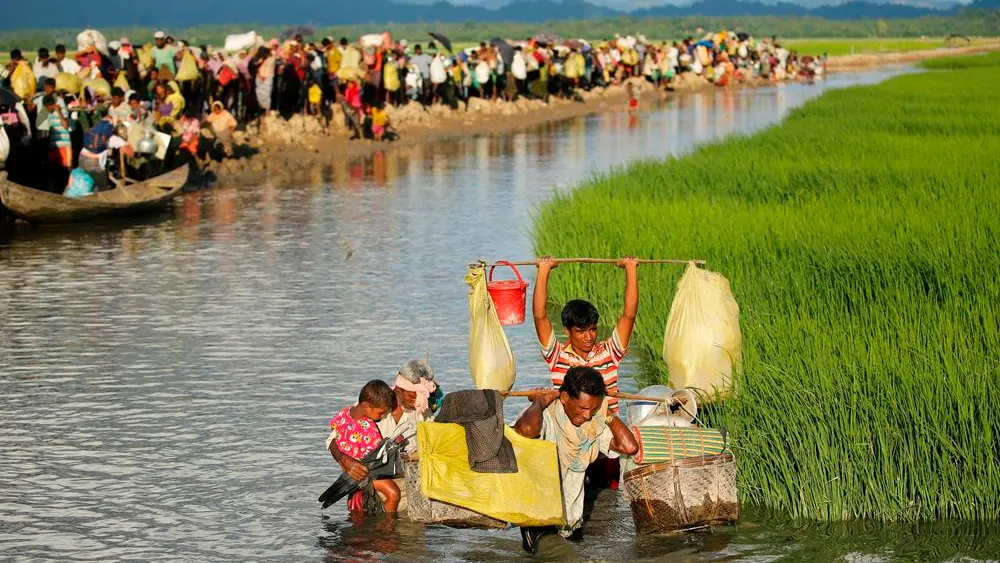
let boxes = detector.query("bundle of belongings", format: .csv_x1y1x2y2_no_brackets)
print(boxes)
318,434,409,514
416,389,564,526
435,389,517,473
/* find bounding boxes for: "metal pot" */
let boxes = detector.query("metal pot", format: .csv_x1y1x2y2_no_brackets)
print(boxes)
136,131,157,155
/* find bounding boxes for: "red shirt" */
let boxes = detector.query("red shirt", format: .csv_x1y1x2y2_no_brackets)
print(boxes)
329,406,383,460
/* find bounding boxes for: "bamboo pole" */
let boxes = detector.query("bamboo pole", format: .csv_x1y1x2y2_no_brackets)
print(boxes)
471,258,705,268
501,389,688,406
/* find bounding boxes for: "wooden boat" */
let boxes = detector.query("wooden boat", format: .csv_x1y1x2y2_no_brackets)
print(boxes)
0,164,188,224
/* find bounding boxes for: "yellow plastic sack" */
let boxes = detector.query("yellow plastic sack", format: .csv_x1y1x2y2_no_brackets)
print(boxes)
139,45,154,70
81,78,111,98
383,62,400,92
418,422,564,526
55,72,81,94
465,266,516,392
10,62,36,100
113,71,130,92
176,51,199,82
662,263,742,399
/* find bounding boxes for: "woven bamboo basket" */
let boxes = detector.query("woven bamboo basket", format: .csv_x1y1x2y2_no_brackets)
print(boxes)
401,452,507,528
622,453,739,535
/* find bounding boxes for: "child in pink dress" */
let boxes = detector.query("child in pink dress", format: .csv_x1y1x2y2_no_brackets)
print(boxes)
327,380,400,512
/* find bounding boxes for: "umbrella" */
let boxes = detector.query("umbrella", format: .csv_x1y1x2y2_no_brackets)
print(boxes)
428,32,453,53
695,39,714,49
737,32,750,41
490,37,514,67
0,87,22,107
280,26,315,41
563,39,583,50
318,435,409,509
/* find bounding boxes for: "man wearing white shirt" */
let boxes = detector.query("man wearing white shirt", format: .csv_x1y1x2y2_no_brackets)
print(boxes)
33,48,60,87
54,45,81,75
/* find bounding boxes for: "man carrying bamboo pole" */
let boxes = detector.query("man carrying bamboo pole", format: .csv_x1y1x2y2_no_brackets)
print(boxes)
512,366,639,554
532,255,639,417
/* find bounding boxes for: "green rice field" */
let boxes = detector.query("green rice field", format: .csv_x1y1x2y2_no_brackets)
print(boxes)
783,37,990,55
533,55,1000,521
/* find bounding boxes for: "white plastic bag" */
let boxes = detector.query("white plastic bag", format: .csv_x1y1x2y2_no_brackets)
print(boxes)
76,29,109,56
662,263,742,399
360,34,383,49
224,32,260,53
466,266,516,392
0,125,10,163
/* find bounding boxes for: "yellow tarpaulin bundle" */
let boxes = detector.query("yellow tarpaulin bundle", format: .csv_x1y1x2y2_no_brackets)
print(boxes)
465,266,516,392
139,44,154,71
113,71,130,92
176,51,199,82
417,421,564,526
662,262,742,399
55,72,81,94
10,62,36,101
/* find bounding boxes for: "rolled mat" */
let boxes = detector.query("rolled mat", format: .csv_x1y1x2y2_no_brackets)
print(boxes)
631,426,727,464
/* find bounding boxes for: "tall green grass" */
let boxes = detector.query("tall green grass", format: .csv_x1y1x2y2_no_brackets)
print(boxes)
920,50,1000,69
533,66,1000,521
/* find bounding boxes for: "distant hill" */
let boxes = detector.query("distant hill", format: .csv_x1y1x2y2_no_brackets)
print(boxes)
2,0,992,30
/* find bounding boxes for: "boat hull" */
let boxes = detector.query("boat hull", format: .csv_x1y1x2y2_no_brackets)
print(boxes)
0,164,188,224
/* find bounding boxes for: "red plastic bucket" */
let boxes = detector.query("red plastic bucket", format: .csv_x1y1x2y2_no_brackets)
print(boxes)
487,261,529,326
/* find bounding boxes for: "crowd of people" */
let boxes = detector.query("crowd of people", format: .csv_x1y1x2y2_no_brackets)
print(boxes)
0,27,825,196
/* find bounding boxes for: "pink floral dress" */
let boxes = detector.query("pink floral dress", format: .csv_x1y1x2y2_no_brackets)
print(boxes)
329,406,382,460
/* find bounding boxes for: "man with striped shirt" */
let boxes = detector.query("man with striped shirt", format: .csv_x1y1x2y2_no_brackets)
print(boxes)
532,256,639,416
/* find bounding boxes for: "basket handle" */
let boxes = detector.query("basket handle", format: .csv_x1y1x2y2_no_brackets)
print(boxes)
488,260,527,287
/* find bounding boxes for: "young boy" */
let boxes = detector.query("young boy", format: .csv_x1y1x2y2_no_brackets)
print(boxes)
326,380,401,513
532,256,639,416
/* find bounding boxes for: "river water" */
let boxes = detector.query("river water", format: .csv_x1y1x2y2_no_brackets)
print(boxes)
5,66,998,562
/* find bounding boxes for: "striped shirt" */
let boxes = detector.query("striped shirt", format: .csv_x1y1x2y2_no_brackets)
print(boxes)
541,328,627,414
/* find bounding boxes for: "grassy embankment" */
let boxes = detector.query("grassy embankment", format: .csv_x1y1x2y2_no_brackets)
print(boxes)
532,53,1000,521
783,36,989,55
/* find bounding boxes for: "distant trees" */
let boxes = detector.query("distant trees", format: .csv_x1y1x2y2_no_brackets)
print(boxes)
0,12,997,52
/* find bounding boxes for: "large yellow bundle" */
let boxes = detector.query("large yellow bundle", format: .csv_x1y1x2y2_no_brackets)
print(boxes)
383,61,400,92
465,266,516,392
139,44,154,70
113,71,130,91
417,422,564,526
176,51,199,82
10,62,36,100
662,263,742,399
55,72,81,94
81,78,111,98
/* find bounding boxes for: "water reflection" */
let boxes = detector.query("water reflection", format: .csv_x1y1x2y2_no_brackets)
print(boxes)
5,67,974,563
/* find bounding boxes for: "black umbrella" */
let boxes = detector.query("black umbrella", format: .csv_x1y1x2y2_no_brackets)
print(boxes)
428,32,453,53
737,32,750,41
0,86,23,107
318,435,409,509
490,37,514,67
280,26,315,41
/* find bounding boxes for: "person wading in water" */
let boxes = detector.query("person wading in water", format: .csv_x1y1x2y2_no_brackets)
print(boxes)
532,256,639,489
512,367,639,555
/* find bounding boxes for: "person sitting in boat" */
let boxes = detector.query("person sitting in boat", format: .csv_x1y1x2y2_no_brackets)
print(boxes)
512,366,638,555
325,379,401,513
